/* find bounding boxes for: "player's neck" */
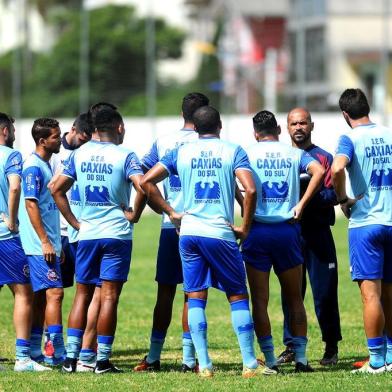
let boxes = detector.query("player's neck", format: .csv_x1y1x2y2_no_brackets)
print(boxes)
35,147,51,162
257,135,278,142
292,139,312,150
183,122,194,131
350,116,372,129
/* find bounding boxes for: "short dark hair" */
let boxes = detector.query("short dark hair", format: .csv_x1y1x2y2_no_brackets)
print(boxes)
182,93,210,122
339,89,370,119
192,106,221,134
73,112,94,136
0,112,14,131
253,110,279,135
88,102,118,127
32,118,59,145
94,108,123,133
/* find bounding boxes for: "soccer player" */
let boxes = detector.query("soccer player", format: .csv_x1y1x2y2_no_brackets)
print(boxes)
0,113,51,372
241,110,325,373
332,88,392,373
48,113,94,368
140,106,274,378
133,92,209,373
277,108,342,366
18,118,65,365
51,108,145,373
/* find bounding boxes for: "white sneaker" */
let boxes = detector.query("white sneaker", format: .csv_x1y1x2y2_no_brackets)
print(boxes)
76,360,96,372
385,362,392,372
14,358,52,372
351,362,385,374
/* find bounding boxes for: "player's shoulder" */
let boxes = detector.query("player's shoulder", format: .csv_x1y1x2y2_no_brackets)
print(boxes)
309,144,332,160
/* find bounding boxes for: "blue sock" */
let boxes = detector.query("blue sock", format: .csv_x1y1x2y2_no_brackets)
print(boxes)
188,298,211,370
230,300,257,369
66,328,84,359
146,330,166,363
182,332,196,368
368,337,385,368
16,339,30,361
30,327,43,359
48,325,65,358
97,335,114,362
79,349,96,363
257,335,277,368
386,336,392,365
292,336,308,365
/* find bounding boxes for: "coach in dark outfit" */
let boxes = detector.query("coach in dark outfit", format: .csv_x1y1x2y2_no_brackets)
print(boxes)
277,108,342,366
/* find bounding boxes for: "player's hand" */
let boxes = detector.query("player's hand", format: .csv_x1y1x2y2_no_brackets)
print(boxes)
169,211,183,231
229,224,249,245
340,197,357,219
42,240,56,263
1,213,19,233
292,202,305,222
122,205,140,223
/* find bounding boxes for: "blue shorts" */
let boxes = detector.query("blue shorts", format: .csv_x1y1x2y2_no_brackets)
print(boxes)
156,228,182,285
349,225,392,282
179,235,247,295
0,237,30,285
27,255,63,292
242,221,304,275
76,239,132,284
60,236,76,288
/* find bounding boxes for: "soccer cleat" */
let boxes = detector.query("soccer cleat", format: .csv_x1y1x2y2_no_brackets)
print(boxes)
44,355,65,366
295,362,315,373
353,358,369,369
320,350,338,366
94,360,123,374
14,358,52,372
76,360,96,373
198,367,213,378
61,358,78,373
276,346,295,365
385,362,392,372
181,363,199,373
242,364,278,378
133,356,160,372
351,362,385,374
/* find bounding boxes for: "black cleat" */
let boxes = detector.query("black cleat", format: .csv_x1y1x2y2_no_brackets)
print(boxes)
320,348,338,366
181,363,199,373
61,357,77,373
295,361,315,373
276,346,295,365
94,360,123,374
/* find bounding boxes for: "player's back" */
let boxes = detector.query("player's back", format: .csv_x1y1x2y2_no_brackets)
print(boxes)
247,141,308,223
143,128,197,228
172,137,249,241
0,145,23,240
63,140,142,241
18,153,61,255
340,123,392,227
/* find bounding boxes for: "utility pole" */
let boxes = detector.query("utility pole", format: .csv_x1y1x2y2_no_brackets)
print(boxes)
79,0,90,112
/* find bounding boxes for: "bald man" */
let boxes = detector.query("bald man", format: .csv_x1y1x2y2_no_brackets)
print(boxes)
277,108,342,366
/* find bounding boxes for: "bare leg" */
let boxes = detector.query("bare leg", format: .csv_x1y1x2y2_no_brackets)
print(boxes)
9,284,33,340
81,286,101,350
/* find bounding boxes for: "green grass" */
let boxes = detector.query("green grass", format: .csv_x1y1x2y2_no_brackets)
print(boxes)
1,215,392,391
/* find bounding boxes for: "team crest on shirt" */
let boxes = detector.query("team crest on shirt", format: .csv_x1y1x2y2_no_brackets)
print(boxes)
194,181,221,204
85,185,110,206
169,175,181,192
22,264,30,278
261,181,289,202
47,269,59,282
370,167,392,190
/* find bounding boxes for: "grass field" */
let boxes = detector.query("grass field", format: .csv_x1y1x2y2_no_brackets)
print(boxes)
0,214,391,391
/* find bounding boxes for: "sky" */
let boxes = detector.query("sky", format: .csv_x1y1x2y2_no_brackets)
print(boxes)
86,0,187,28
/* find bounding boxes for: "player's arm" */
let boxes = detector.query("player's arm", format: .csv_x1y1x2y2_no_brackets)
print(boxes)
51,175,80,231
331,135,357,218
293,159,325,221
25,199,56,263
231,169,256,242
5,175,21,233
123,174,147,223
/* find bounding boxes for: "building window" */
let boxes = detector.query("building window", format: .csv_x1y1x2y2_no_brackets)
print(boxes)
305,27,325,82
291,0,326,17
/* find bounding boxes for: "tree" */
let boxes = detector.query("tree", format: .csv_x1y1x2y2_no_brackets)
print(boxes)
13,5,185,117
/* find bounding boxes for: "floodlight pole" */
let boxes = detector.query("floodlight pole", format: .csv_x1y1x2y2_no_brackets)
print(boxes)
381,0,390,125
79,0,90,112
